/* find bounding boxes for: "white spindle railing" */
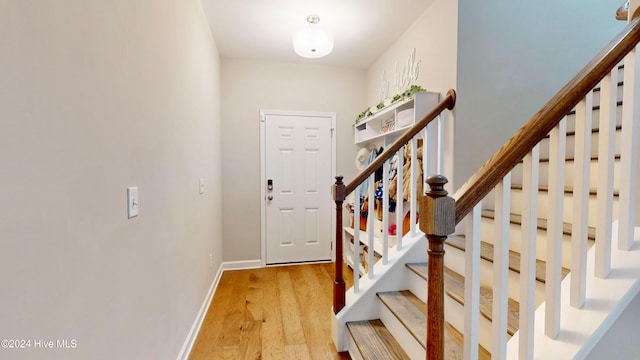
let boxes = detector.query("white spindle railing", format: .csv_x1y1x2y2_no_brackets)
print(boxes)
571,93,593,308
619,45,640,251
545,117,566,338
595,67,618,278
519,144,539,359
463,204,481,360
456,57,639,359
492,174,511,359
396,145,405,250
348,130,442,294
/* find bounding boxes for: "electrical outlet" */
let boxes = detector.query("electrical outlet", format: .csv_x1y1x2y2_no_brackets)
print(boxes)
209,253,213,268
199,178,205,194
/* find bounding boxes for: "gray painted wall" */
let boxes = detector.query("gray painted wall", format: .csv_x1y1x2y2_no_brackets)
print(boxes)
0,1,222,358
455,1,624,187
220,59,366,262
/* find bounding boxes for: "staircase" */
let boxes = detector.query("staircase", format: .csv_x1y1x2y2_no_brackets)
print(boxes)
332,11,640,360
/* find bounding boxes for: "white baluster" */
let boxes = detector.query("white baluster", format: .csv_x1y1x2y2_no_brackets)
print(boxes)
437,112,445,174
368,173,375,279
545,117,566,338
382,159,390,264
410,136,418,236
619,45,640,251
595,67,618,277
396,146,405,250
464,203,481,360
492,174,511,359
425,119,438,179
520,144,539,360
354,188,361,293
571,93,593,308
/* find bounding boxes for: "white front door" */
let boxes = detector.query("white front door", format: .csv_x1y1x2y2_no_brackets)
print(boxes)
261,111,335,265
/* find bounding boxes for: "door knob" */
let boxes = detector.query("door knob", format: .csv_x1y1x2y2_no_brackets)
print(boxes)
267,195,273,201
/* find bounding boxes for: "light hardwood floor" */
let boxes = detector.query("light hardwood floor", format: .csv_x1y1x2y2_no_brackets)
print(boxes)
189,263,354,360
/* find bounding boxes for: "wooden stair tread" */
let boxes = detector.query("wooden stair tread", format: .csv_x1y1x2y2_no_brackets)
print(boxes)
377,291,426,348
375,289,491,359
481,208,596,241
346,319,410,360
445,235,570,283
510,184,620,198
406,263,520,336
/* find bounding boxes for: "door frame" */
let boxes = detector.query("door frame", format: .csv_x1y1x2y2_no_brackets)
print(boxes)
259,109,337,267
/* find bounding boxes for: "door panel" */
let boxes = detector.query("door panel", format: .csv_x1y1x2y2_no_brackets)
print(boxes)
265,113,332,264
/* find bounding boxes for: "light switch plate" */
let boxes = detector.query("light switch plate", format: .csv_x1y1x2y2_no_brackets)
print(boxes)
199,178,205,194
127,187,139,218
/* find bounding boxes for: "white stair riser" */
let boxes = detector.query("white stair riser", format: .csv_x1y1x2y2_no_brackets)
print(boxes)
444,243,546,306
589,83,624,112
444,289,512,353
537,127,621,160
511,158,621,189
564,104,623,134
507,188,620,228
479,216,588,268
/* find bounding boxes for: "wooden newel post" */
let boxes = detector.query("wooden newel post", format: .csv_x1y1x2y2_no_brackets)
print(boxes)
419,175,455,360
333,176,346,314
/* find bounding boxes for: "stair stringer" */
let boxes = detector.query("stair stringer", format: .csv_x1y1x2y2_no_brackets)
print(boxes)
332,231,428,352
506,223,640,359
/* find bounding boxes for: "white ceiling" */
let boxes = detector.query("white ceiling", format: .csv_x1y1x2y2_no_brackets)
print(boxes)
201,0,434,69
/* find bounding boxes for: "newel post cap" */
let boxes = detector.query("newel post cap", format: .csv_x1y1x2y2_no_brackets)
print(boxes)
419,175,455,236
333,176,346,202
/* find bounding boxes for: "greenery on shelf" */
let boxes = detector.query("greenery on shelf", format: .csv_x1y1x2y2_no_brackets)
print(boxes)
354,85,426,125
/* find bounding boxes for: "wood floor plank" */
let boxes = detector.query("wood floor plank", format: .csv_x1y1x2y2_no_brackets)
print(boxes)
284,343,312,359
189,264,352,360
262,267,286,360
246,272,264,321
277,268,307,345
189,270,235,358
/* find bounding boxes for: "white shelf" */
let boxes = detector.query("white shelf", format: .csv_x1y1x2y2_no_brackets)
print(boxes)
343,226,397,273
354,91,440,146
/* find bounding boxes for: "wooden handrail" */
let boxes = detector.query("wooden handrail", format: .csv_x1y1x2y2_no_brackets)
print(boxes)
343,89,456,196
452,12,640,224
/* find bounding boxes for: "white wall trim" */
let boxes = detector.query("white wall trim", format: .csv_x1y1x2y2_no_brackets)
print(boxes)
221,259,263,271
176,259,263,360
176,263,225,360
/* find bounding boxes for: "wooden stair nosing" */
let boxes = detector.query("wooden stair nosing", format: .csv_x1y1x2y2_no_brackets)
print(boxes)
444,235,570,283
406,263,520,337
346,319,410,360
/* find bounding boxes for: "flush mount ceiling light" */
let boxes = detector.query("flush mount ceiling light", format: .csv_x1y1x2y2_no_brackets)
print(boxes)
292,15,334,58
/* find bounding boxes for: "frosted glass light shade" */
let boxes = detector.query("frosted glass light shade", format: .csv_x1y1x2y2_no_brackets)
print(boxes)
292,26,333,58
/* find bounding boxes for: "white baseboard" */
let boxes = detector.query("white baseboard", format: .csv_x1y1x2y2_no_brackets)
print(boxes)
176,259,262,360
221,259,262,271
176,264,224,360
